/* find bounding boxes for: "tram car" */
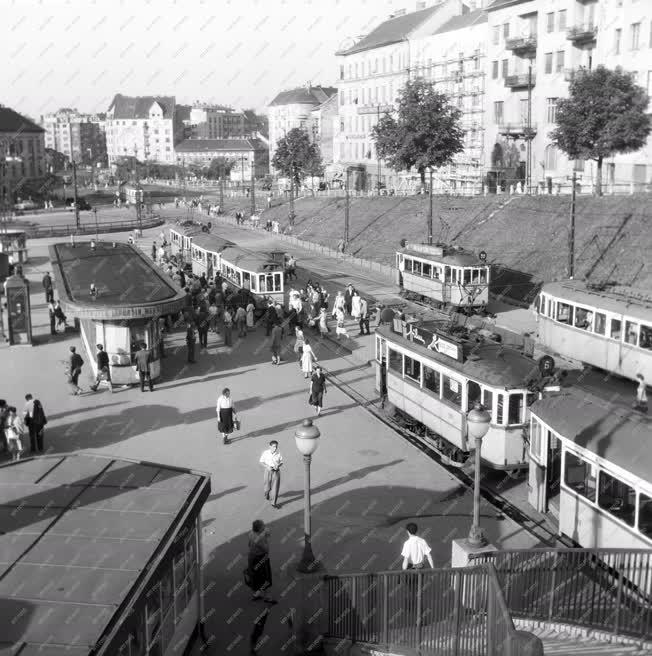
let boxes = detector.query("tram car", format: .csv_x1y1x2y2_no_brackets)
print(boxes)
375,317,561,470
168,225,203,261
219,246,285,311
190,234,234,278
534,280,652,383
396,242,490,311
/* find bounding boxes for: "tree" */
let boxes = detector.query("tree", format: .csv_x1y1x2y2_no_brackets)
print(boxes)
551,66,651,196
371,78,465,187
207,157,233,180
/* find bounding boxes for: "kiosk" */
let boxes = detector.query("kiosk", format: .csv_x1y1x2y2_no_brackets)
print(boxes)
49,241,187,385
0,229,28,265
4,272,32,345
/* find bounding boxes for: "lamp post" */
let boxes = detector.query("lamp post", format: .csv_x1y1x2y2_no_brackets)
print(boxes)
466,402,492,548
295,419,322,573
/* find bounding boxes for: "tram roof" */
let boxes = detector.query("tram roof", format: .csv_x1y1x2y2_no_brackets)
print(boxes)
530,391,652,483
168,224,204,237
0,453,210,654
399,248,485,267
220,246,283,272
541,280,652,323
191,233,235,252
377,324,539,389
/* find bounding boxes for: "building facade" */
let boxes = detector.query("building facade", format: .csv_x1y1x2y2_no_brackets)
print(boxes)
310,94,339,166
42,108,107,166
267,85,337,172
174,139,269,180
186,104,245,139
105,94,179,165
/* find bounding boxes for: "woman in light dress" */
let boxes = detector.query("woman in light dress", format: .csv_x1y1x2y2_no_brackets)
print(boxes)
246,302,255,330
332,290,345,319
318,308,329,338
335,307,349,339
351,292,362,320
294,326,305,363
300,338,317,379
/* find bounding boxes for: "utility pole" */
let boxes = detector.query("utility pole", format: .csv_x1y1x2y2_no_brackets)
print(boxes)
241,155,245,192
289,165,295,226
219,163,224,209
344,167,350,248
526,62,533,194
568,169,577,279
71,160,80,230
376,105,381,193
428,168,433,245
250,154,256,215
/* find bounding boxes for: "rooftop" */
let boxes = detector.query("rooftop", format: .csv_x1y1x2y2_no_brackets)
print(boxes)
0,454,210,654
191,233,235,252
107,94,175,120
487,0,532,11
175,139,255,153
268,86,338,107
221,246,283,272
400,246,485,267
433,8,487,34
0,107,45,134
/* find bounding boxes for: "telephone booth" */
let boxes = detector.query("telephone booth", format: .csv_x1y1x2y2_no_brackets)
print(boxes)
4,273,32,345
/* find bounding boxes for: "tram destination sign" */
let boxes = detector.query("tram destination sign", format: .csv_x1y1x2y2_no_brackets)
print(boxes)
403,322,463,362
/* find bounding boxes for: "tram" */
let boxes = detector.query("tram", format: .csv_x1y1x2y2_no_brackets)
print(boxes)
375,317,561,470
396,242,490,311
190,234,234,278
168,225,203,261
534,280,652,382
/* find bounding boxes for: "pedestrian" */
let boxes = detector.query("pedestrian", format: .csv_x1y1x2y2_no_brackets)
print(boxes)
351,292,362,320
67,345,84,395
332,290,345,320
186,323,196,363
344,284,354,316
42,272,54,304
301,338,317,379
358,297,370,335
287,255,297,280
264,302,276,337
0,400,8,453
309,365,327,416
250,608,270,656
401,522,434,570
197,307,210,348
23,394,36,452
270,322,283,365
54,301,67,332
293,325,305,363
134,342,154,392
223,308,233,346
335,307,349,340
259,441,283,508
379,358,388,409
216,387,237,445
247,519,276,602
151,241,157,261
318,307,329,338
4,407,25,461
267,194,272,209
634,374,648,413
235,305,247,337
246,301,255,330
29,399,47,453
90,343,113,392
208,301,219,333
47,300,57,335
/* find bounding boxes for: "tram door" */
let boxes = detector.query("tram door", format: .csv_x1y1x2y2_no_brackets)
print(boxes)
375,335,387,394
546,432,561,514
467,381,482,411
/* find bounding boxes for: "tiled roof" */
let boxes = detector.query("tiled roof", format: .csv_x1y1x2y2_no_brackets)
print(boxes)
175,139,254,152
0,107,44,133
107,93,175,119
268,86,338,107
337,5,441,55
433,9,487,34
487,0,531,11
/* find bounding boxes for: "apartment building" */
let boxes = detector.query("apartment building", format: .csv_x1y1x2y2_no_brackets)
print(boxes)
175,138,268,180
186,104,245,139
310,94,339,166
42,108,107,166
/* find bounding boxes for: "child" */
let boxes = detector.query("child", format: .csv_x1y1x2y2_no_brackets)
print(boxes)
4,407,25,461
335,307,349,339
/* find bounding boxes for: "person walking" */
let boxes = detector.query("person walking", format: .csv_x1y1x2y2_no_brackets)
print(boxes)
246,301,255,331
351,291,362,321
48,300,57,335
270,322,283,365
186,323,196,363
197,308,210,348
0,400,8,454
42,272,54,304
634,374,648,413
335,307,349,340
216,388,237,444
4,407,25,461
344,284,354,316
287,255,297,280
67,346,84,395
29,399,47,453
90,343,113,392
151,241,157,261
134,342,154,392
309,366,327,416
293,325,305,364
318,307,329,338
358,297,370,335
379,358,388,409
235,305,247,337
259,440,283,508
301,338,317,379
247,519,276,603
54,301,68,332
23,394,36,452
223,308,233,346
401,523,434,570
332,290,345,320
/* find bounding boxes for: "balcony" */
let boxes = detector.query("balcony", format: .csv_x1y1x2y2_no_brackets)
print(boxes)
563,67,590,82
498,123,537,139
356,104,394,115
567,23,597,43
505,35,537,55
504,73,536,89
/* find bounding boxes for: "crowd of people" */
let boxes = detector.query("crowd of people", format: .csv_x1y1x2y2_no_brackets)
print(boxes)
1,394,48,461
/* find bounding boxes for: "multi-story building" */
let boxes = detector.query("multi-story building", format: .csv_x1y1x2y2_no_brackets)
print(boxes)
185,104,245,140
42,108,107,166
105,94,179,165
267,85,337,172
174,139,269,180
310,94,339,166
0,106,46,200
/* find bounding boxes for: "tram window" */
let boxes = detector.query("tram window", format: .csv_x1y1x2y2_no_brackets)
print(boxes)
388,348,402,374
404,355,421,382
479,269,487,284
258,274,266,292
638,493,652,538
413,260,422,275
556,302,573,324
640,324,652,350
445,266,451,282
422,262,432,277
530,419,542,459
243,272,251,289
274,273,282,291
598,471,636,527
574,307,592,330
405,258,413,272
594,312,606,335
462,269,470,284
507,393,524,424
266,274,274,292
482,389,493,418
442,374,462,407
146,584,162,646
433,267,441,280
496,394,504,424
610,318,622,340
423,366,440,395
564,452,596,501
250,276,257,292
625,321,639,346
467,380,482,410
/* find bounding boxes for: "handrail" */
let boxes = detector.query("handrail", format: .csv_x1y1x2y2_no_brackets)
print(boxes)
24,216,164,239
486,563,520,656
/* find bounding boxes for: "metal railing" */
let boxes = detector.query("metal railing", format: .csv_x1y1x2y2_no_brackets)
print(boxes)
323,564,524,655
23,216,164,239
469,548,652,641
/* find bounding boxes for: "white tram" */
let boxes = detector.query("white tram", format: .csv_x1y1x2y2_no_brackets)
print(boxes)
534,280,652,383
219,246,285,310
396,243,490,310
375,319,557,470
528,389,652,554
168,225,203,261
190,234,234,278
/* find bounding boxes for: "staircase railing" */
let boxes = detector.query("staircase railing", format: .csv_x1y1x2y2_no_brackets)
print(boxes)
469,548,652,641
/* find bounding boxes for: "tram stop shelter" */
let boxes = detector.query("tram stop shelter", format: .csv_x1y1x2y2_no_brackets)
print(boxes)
0,229,28,265
49,241,187,386
0,453,210,655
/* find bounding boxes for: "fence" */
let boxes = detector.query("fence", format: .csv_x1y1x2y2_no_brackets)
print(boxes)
469,548,652,641
323,564,524,656
23,216,164,239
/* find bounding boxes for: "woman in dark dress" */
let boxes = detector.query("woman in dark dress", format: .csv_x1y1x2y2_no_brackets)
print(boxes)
309,365,327,416
247,519,275,603
216,388,237,445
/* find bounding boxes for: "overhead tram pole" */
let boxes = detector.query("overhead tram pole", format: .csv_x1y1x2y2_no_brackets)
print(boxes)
344,167,350,249
568,168,577,279
377,104,381,193
250,154,256,216
526,61,533,194
428,167,434,245
71,160,80,231
219,163,224,209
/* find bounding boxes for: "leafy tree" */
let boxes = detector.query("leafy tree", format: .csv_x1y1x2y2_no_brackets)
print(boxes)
551,66,651,195
371,78,465,187
207,157,234,180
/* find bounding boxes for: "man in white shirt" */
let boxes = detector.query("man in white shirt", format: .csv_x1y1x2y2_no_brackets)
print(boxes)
259,440,283,508
401,523,434,570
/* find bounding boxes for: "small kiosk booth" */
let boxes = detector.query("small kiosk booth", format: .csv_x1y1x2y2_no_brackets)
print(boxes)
0,229,28,265
49,241,187,386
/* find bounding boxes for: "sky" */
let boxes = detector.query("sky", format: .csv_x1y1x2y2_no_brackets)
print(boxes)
1,0,409,120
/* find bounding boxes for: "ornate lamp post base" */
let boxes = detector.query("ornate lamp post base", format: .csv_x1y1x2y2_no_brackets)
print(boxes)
467,525,487,548
297,539,322,573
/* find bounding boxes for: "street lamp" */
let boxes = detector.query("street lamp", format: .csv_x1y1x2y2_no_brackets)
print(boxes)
295,418,321,573
466,402,492,547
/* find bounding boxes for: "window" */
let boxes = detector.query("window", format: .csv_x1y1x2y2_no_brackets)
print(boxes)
594,312,606,335
423,366,440,395
556,301,573,324
546,98,558,123
492,60,499,79
610,318,622,340
558,10,567,31
574,306,593,330
545,52,553,74
564,452,596,501
502,59,508,78
404,355,421,382
556,50,565,72
503,23,510,40
507,393,524,424
388,348,402,373
639,493,652,538
625,320,639,346
530,418,542,459
422,262,432,277
442,373,462,407
598,471,636,526
640,324,652,349
496,394,504,424
631,23,641,50
482,389,493,418
492,26,500,45
615,28,622,55
546,12,554,33
467,380,482,410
